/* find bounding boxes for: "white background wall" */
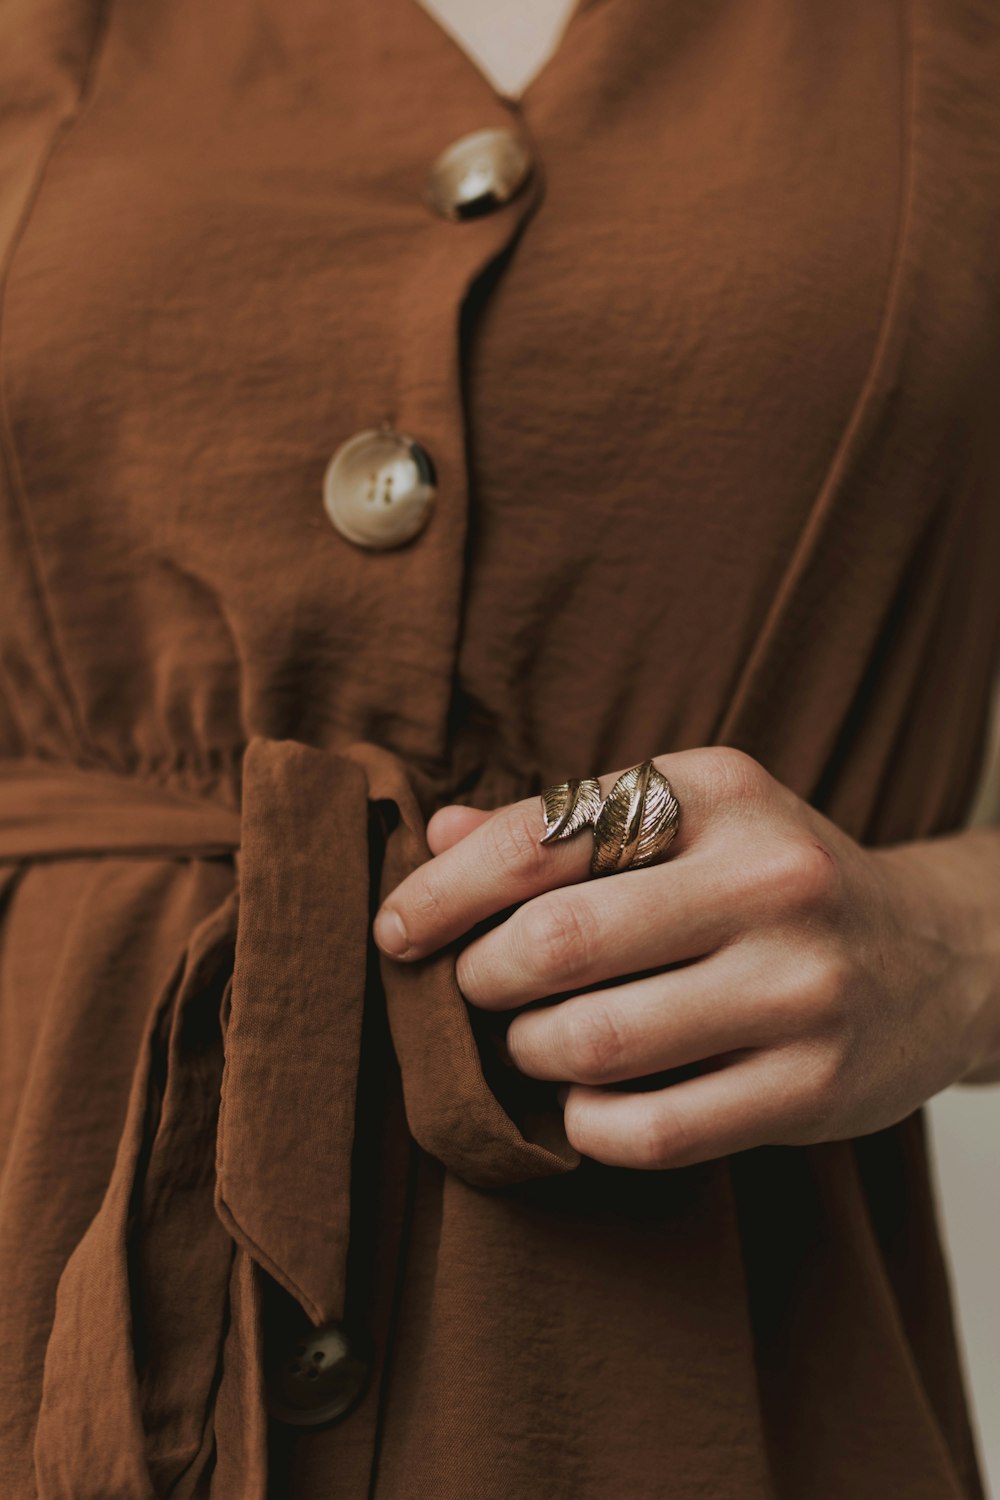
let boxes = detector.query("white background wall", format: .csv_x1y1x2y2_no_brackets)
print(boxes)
926,701,1000,1498
928,1087,999,1497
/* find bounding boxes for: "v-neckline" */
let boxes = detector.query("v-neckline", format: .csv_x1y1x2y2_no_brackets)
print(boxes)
408,0,601,116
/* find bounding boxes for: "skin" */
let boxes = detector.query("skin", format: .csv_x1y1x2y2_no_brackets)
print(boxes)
417,0,580,99
372,746,1000,1170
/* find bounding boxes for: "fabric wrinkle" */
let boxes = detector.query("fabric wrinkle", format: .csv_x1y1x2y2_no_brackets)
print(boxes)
0,0,998,1495
0,742,579,1494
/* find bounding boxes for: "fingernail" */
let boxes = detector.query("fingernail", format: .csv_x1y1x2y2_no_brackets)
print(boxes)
373,907,410,958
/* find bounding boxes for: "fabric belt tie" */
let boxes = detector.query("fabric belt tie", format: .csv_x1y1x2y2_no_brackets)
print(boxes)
0,739,577,1499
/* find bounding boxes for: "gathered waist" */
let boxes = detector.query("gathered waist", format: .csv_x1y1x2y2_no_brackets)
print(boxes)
0,739,538,867
6,737,576,1495
0,740,577,1309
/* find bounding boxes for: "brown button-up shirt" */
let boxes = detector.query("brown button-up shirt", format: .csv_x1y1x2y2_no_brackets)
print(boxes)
1,0,998,1495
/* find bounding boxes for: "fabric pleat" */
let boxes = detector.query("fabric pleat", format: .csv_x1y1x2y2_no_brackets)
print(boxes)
1,742,579,1494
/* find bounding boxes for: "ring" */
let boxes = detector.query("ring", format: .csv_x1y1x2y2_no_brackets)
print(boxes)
539,760,680,877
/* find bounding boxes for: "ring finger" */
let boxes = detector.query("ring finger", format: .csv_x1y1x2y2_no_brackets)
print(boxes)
505,941,774,1086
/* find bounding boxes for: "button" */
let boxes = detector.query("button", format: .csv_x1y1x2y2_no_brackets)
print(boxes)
265,1318,369,1428
323,427,436,550
424,126,534,221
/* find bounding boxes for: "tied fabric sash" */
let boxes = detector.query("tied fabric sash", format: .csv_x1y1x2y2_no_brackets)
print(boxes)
0,739,577,1499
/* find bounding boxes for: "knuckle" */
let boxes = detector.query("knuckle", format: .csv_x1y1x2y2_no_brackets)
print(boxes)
761,839,839,915
562,1004,628,1083
639,1099,699,1170
485,807,547,885
769,951,848,1034
701,746,771,807
404,869,450,934
516,897,592,985
789,1045,848,1140
799,950,852,1028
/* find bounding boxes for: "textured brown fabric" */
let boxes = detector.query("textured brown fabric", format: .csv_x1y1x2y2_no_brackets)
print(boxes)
1,0,999,1495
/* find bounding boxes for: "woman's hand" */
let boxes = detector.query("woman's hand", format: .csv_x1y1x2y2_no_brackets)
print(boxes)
373,748,1000,1169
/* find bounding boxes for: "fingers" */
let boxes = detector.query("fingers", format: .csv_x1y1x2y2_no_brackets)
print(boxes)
374,746,769,961
455,848,735,1008
559,1046,819,1170
504,944,774,1085
425,804,489,855
373,790,596,958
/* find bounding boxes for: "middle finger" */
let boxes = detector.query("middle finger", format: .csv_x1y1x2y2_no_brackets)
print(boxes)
455,848,735,1009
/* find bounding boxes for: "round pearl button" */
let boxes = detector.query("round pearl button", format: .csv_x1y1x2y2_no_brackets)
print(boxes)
323,427,436,550
424,126,534,221
265,1318,369,1428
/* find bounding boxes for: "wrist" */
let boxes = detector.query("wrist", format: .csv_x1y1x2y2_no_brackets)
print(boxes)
872,828,1000,1083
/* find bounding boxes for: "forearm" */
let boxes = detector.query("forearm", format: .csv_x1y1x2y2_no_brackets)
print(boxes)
876,824,1000,1084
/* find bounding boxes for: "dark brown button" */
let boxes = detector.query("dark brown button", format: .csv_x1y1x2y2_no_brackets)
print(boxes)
265,1319,369,1428
424,126,534,221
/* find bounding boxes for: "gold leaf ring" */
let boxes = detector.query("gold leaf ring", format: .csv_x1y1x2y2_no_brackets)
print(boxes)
539,777,603,844
537,760,680,877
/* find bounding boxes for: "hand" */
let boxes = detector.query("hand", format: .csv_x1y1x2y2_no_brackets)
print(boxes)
373,748,994,1170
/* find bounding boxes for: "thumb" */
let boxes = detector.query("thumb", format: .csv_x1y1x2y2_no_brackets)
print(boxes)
425,803,493,855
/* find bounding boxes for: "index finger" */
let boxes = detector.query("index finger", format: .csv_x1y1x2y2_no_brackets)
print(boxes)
372,746,753,961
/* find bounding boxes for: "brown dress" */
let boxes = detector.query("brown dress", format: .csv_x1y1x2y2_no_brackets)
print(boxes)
1,0,999,1495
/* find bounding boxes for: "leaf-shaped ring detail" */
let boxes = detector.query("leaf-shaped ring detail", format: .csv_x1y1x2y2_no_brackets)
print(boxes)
589,761,680,877
538,777,603,845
